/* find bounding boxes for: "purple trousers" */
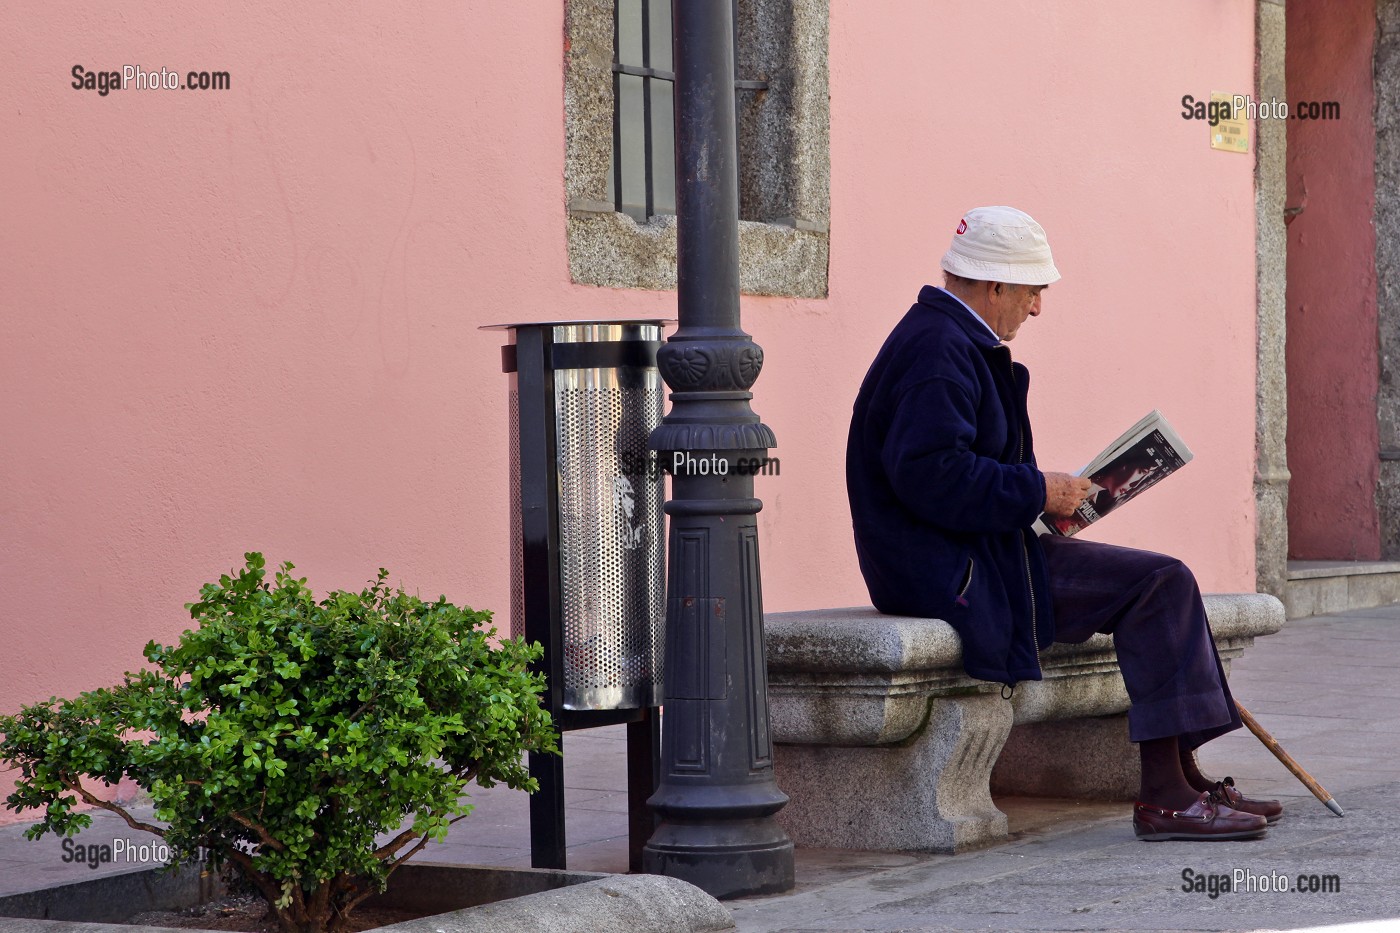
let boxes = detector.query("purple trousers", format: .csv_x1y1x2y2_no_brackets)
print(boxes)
1040,534,1242,750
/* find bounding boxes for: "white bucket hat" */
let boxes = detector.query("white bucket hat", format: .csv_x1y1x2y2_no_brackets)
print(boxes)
940,206,1061,286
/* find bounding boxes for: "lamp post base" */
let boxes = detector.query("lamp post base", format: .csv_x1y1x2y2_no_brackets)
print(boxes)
642,817,795,899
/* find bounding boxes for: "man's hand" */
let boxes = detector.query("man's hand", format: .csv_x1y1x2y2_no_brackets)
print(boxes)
1043,472,1093,518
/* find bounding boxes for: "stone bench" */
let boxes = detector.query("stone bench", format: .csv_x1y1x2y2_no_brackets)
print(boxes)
763,593,1284,853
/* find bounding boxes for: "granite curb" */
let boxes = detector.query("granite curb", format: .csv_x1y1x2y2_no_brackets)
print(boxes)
0,873,733,933
374,875,733,933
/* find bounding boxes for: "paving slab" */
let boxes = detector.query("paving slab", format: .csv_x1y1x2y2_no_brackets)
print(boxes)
728,781,1397,931
720,609,1400,933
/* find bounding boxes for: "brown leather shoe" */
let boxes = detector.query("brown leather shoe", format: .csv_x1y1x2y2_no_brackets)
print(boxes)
1211,776,1284,823
1133,791,1268,841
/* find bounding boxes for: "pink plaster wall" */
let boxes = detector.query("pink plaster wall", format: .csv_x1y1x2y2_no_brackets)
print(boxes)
1285,0,1380,560
1,1,1259,813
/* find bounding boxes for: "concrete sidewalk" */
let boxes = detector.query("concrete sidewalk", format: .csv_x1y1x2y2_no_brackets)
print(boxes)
2,606,1397,931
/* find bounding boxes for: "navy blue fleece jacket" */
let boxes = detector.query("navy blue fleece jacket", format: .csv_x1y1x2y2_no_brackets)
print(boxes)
846,285,1055,685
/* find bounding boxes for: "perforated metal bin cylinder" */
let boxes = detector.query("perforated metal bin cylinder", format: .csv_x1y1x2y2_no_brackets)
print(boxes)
491,320,668,711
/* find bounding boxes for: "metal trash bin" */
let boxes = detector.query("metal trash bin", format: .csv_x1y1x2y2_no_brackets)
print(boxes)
487,320,668,711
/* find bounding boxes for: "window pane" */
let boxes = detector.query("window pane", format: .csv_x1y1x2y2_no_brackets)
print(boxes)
617,73,647,219
649,79,676,216
617,0,643,66
647,0,672,74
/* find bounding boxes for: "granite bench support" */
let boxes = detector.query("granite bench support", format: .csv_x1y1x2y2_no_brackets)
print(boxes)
763,593,1285,853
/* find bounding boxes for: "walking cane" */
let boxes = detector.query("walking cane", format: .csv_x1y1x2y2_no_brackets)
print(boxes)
1236,702,1344,817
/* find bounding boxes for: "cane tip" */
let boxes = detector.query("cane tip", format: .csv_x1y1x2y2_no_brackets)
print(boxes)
1324,798,1344,818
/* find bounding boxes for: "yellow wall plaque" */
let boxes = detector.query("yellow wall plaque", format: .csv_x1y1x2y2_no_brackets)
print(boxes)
1210,92,1249,153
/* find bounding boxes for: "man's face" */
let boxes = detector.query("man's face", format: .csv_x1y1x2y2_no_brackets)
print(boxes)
991,283,1046,341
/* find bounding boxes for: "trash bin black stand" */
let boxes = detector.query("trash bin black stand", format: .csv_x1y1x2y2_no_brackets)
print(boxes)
487,320,671,872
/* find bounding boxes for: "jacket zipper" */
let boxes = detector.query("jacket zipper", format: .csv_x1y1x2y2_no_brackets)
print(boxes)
1020,533,1041,670
957,557,975,599
1010,353,1043,677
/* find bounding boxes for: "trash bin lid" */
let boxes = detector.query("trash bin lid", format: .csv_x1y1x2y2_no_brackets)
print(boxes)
480,318,676,331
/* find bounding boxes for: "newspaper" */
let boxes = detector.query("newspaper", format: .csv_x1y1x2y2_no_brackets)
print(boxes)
1033,410,1194,537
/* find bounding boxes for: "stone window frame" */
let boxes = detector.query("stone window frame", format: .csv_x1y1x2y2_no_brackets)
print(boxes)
564,0,831,299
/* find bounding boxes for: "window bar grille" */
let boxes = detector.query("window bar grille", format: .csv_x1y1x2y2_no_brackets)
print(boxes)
612,1,624,217
611,0,767,220
641,0,655,220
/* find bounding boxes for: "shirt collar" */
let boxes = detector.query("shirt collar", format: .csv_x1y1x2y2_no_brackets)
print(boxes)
935,286,1001,343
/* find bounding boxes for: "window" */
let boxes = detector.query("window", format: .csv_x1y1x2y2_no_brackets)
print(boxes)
565,0,830,298
608,0,769,223
608,0,677,221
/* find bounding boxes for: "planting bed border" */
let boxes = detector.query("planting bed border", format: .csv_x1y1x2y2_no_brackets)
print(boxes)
0,861,732,933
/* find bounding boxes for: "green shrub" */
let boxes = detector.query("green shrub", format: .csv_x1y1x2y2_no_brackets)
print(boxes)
0,553,559,933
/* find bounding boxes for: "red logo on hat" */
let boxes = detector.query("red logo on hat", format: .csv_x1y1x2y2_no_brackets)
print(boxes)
956,219,967,235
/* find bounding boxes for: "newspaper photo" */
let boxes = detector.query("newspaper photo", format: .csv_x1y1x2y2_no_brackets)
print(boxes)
1035,410,1194,537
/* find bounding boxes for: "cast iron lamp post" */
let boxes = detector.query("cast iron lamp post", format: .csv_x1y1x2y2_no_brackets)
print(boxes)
641,0,796,899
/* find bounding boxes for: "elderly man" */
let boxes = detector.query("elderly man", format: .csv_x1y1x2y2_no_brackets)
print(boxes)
845,206,1281,840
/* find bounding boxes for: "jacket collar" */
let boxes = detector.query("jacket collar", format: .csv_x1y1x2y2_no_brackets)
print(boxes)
917,285,1002,351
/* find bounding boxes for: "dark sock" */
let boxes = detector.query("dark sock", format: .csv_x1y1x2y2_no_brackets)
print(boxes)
1138,736,1201,810
1178,747,1215,793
